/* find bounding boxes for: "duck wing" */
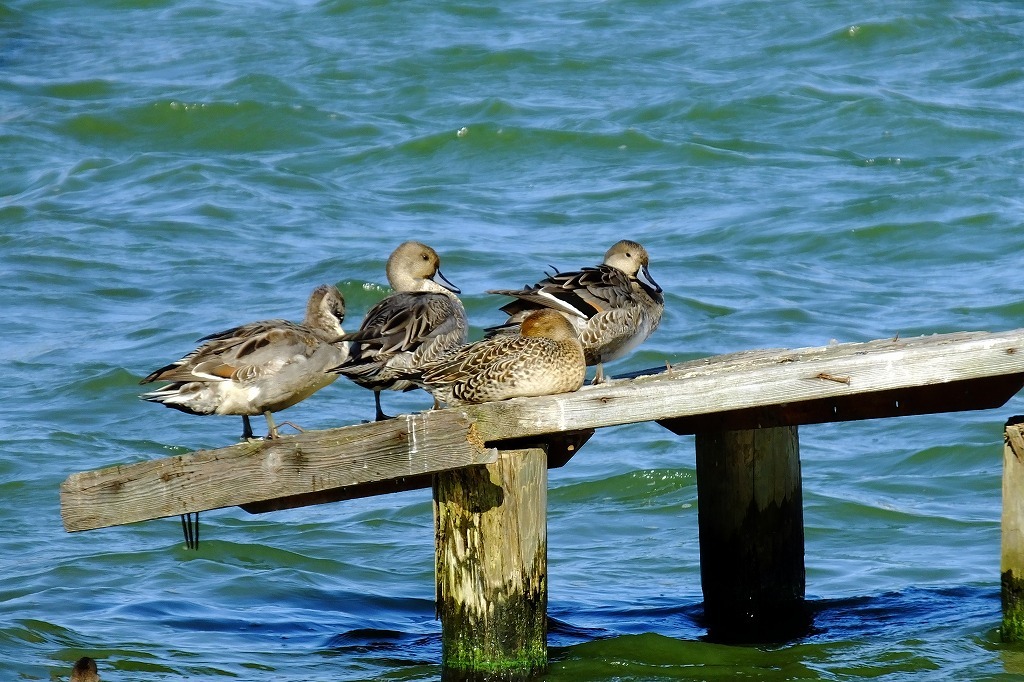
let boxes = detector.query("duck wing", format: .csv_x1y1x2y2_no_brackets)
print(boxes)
340,292,461,354
490,265,642,320
141,320,320,385
420,335,533,386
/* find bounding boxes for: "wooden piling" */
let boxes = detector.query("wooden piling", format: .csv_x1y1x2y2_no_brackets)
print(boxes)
1002,416,1024,642
694,426,809,642
433,447,547,679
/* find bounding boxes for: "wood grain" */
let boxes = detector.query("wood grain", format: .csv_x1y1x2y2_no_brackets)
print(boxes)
61,410,496,531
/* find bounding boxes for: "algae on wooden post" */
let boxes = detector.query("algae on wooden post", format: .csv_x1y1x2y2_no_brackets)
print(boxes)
695,425,809,642
1001,417,1024,642
434,447,548,678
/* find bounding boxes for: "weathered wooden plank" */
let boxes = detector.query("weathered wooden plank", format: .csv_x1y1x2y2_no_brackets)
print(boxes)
465,329,1024,443
61,329,1024,530
239,473,436,515
238,429,594,514
660,373,1024,435
61,411,496,532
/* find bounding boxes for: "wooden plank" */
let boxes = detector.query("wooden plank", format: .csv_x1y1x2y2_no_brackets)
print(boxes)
660,373,1024,435
60,411,496,532
60,329,1024,530
464,329,1024,443
239,473,436,514
238,429,594,514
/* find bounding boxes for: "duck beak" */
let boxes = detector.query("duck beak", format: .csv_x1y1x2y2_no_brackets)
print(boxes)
640,263,662,294
434,267,461,295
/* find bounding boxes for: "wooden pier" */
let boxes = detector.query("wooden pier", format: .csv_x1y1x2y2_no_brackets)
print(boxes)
62,328,1024,676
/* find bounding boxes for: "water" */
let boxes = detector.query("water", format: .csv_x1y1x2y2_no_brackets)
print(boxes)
3,0,1024,679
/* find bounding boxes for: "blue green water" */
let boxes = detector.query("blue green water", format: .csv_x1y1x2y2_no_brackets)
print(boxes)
4,0,1024,679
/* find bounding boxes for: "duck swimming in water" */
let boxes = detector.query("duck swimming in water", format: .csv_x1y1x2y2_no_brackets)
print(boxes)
70,656,100,682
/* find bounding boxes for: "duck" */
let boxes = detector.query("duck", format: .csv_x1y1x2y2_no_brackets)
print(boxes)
329,241,467,421
70,656,100,682
487,239,663,383
415,309,586,407
140,284,348,440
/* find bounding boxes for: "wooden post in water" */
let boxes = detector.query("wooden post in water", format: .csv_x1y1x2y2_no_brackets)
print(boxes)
1002,416,1024,642
433,446,548,679
694,426,809,641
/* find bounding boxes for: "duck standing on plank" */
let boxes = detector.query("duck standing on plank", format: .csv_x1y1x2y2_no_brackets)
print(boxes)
488,240,664,383
139,284,348,440
329,241,467,421
415,309,586,407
